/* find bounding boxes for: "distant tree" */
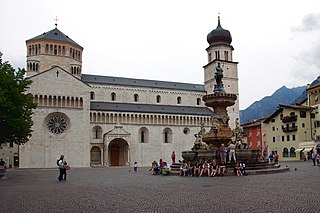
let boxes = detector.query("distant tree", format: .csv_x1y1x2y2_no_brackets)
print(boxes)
0,52,36,145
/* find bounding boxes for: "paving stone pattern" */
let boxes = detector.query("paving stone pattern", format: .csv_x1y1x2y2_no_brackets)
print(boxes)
1,161,320,213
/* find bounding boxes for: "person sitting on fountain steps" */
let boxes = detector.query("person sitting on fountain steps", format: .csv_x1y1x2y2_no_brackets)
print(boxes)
210,160,219,177
219,160,227,176
194,163,201,177
200,161,210,177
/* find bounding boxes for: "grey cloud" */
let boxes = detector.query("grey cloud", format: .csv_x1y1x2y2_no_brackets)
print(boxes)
291,40,320,82
291,13,320,32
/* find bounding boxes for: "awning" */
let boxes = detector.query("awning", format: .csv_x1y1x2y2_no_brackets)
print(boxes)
296,148,313,153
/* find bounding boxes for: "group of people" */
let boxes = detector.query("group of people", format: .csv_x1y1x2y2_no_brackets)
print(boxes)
179,160,246,177
262,147,279,164
150,159,171,175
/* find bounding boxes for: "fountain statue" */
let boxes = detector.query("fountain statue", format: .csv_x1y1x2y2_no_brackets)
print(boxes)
182,63,259,164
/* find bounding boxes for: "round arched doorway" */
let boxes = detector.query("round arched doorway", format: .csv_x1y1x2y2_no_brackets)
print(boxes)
90,146,102,165
108,138,129,166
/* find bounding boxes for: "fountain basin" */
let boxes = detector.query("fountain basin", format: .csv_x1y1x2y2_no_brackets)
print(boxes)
182,151,198,162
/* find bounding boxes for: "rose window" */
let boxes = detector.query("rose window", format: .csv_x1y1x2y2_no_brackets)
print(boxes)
47,115,68,134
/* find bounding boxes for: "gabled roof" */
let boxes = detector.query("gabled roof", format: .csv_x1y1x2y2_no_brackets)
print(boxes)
241,117,266,128
264,104,313,123
27,66,91,88
82,74,205,92
90,102,212,116
307,82,320,91
278,104,313,110
26,28,82,48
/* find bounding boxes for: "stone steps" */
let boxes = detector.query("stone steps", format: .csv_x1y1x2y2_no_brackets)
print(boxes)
169,162,288,176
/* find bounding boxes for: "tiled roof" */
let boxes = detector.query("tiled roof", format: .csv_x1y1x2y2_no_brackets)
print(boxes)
82,74,205,92
91,102,212,116
26,28,82,48
264,104,313,123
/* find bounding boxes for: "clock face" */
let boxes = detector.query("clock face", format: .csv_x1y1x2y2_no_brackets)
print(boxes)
47,115,68,134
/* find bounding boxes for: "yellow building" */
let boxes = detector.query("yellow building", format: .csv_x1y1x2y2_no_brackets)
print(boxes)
264,104,314,161
307,82,320,144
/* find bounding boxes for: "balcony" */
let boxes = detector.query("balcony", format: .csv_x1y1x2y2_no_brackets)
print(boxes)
281,115,297,123
282,126,298,132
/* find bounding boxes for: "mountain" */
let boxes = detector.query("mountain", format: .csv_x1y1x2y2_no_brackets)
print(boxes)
292,76,320,104
240,86,306,124
240,76,320,124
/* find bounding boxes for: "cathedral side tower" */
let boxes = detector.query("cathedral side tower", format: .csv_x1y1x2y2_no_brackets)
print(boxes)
25,25,83,78
204,16,239,128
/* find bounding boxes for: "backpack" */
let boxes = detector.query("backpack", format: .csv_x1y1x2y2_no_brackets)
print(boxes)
56,159,60,166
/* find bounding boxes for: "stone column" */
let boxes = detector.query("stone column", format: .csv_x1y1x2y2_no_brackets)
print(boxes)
103,140,108,166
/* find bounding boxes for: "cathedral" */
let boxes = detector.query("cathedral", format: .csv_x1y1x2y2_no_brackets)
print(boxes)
19,17,239,168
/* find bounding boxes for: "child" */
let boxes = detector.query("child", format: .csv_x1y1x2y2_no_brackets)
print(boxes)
133,162,138,172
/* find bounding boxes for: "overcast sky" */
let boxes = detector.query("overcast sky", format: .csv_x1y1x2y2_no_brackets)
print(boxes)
1,0,320,110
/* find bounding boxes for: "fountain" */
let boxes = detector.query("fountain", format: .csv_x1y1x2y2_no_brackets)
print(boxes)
181,63,288,175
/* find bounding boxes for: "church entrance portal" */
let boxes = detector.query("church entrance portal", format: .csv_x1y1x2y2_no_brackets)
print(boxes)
90,146,102,165
108,139,129,166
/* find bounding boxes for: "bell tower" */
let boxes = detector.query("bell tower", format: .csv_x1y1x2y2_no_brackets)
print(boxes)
25,23,83,79
203,16,239,128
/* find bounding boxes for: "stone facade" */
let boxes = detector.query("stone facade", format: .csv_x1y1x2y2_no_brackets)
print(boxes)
18,19,240,168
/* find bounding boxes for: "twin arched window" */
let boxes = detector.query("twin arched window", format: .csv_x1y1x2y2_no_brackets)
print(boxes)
92,126,102,139
283,147,296,158
163,128,173,143
139,127,149,143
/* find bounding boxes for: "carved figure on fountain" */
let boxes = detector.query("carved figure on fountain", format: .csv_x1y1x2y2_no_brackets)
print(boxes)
192,133,209,151
213,62,225,93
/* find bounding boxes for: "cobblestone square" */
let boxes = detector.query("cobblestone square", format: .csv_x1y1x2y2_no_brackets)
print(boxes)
1,161,320,213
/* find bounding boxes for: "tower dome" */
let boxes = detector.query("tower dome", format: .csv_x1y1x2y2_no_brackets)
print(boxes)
207,16,232,46
25,25,83,78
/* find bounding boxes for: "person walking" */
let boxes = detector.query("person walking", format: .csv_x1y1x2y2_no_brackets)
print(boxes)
133,162,138,172
312,151,317,166
57,155,68,181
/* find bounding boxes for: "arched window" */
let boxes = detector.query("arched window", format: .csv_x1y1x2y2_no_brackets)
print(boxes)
54,45,57,55
139,127,149,143
283,147,288,158
90,92,95,100
163,128,172,143
197,98,201,105
92,126,102,139
177,96,182,104
134,94,139,102
156,95,161,103
111,92,116,101
289,147,296,157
